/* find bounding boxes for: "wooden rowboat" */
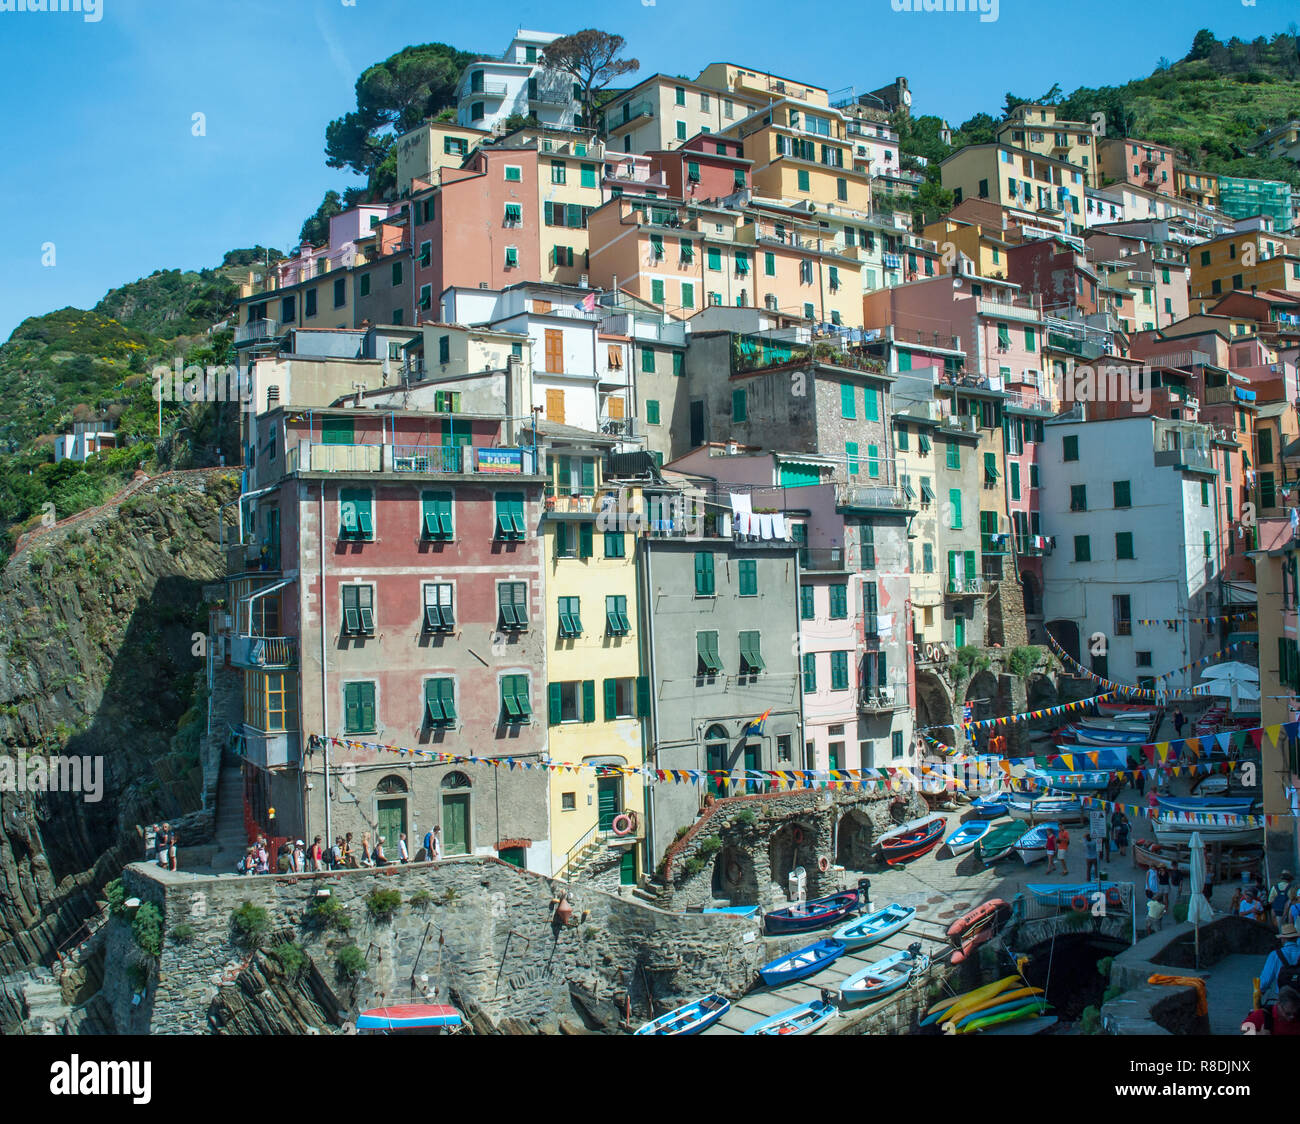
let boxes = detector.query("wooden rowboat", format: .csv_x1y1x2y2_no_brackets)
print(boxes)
832,903,914,949
763,889,861,935
744,999,836,1035
757,939,845,987
946,819,994,856
633,993,730,1035
975,821,1025,865
356,1004,464,1033
877,813,946,864
836,944,929,1005
1013,822,1061,864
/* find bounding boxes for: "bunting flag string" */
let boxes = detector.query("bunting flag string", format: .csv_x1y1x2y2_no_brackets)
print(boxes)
1075,791,1272,829
1154,639,1261,682
1044,631,1225,701
1135,610,1257,627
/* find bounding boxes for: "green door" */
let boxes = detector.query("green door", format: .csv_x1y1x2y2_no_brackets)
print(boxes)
619,848,637,886
597,777,620,831
499,846,526,868
442,793,470,855
954,616,966,648
744,742,763,794
377,799,405,856
706,744,727,796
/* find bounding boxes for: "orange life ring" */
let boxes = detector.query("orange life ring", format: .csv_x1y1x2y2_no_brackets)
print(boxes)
1105,888,1123,909
791,826,805,845
611,814,633,837
1070,895,1089,913
818,856,830,873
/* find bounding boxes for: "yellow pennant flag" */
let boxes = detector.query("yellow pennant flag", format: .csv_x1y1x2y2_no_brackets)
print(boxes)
1157,744,1170,763
1060,753,1074,770
1267,724,1283,747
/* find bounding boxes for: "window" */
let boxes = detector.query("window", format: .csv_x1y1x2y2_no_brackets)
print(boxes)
681,282,694,309
674,85,685,105
580,162,596,188
551,160,566,185
892,731,904,760
1200,479,1209,507
419,284,432,311
505,246,518,268
738,630,765,674
861,523,875,568
738,559,758,597
641,348,656,374
281,295,296,323
837,177,848,202
1116,531,1135,560
503,203,522,226
1113,594,1132,636
339,489,374,540
863,387,878,422
1070,484,1087,512
505,165,522,182
735,251,749,276
359,273,371,297
697,630,722,675
707,247,721,271
606,595,631,635
421,583,454,631
1063,435,1079,462
948,489,963,529
922,542,935,573
1010,462,1021,501
1073,535,1091,562
333,278,346,309
304,288,317,318
604,530,626,558
946,441,960,469
1204,530,1212,561
777,735,791,762
841,383,856,419
687,160,701,183
694,551,716,595
498,582,528,630
800,585,815,620
847,441,859,475
334,580,377,639
802,653,817,693
1114,480,1131,508
765,251,776,276
495,492,526,539
651,279,665,305
732,388,747,422
830,650,849,690
603,677,638,720
918,432,931,455
673,352,684,377
829,583,848,618
797,169,810,192
501,676,531,724
343,681,376,733
424,678,456,727
920,477,934,504
676,120,687,141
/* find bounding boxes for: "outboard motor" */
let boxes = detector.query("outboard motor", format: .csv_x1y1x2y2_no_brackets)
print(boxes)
857,878,872,911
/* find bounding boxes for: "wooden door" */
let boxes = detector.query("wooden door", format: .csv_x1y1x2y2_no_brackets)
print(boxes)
442,793,470,855
744,742,764,793
619,848,637,886
597,777,620,831
377,799,405,855
499,846,526,868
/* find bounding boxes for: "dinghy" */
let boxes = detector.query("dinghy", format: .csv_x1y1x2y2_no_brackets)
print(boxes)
877,813,946,864
836,944,929,1005
356,1004,464,1033
1153,818,1262,846
744,999,836,1035
1006,793,1084,823
832,903,914,949
975,821,1025,864
1013,822,1062,864
946,819,995,856
1157,795,1257,814
969,792,1011,818
763,888,862,935
634,993,730,1035
757,939,845,987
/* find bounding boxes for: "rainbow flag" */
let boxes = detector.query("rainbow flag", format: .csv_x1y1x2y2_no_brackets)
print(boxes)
745,708,772,736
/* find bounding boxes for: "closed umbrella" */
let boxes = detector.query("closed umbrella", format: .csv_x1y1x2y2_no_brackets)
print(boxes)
1188,831,1215,968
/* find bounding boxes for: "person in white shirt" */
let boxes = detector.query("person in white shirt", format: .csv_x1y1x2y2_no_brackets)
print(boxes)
399,833,409,863
431,825,443,861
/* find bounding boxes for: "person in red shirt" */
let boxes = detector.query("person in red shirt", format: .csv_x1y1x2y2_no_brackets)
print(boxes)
1242,987,1300,1034
1056,826,1071,876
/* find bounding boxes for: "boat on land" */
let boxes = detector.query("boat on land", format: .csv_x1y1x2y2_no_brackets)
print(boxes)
836,944,929,1005
1153,817,1263,847
757,939,846,987
1134,839,1262,875
1024,882,1124,909
763,889,861,935
1157,795,1257,814
633,993,730,1035
356,1004,464,1033
921,975,1022,1027
975,821,1026,864
969,792,1011,817
1069,724,1152,746
1013,822,1062,864
832,903,914,949
1024,766,1112,793
1006,793,1085,823
877,813,946,864
946,819,995,856
702,905,759,918
953,999,1052,1034
744,999,836,1035
1097,701,1160,720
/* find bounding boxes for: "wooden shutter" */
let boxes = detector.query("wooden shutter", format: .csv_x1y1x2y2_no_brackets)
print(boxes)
545,388,565,423
545,329,563,373
548,682,563,726
582,680,596,723
578,522,594,558
604,678,618,720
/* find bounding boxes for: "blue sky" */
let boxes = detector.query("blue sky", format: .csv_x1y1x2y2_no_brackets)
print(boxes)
0,0,1289,341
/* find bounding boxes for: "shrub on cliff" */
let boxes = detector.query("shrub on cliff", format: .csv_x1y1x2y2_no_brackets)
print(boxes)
131,902,164,959
335,944,367,981
365,888,402,923
268,941,309,978
104,878,128,918
304,893,351,933
231,901,271,948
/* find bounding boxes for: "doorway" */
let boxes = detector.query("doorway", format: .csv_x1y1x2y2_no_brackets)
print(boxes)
597,776,621,831
619,848,637,886
441,794,470,855
499,846,526,868
376,799,406,856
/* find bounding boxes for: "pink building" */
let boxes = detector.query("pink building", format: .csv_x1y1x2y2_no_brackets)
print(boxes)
648,133,750,203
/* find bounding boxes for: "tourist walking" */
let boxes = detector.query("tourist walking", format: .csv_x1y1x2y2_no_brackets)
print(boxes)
1261,926,1300,1001
310,837,324,872
1044,826,1058,874
431,825,442,861
1271,872,1294,931
360,832,372,867
373,837,389,867
1085,834,1099,882
1112,810,1130,857
1056,825,1071,876
1145,890,1166,936
1241,886,1266,923
1146,864,1160,900
343,833,355,868
1168,862,1183,909
1135,763,1147,799
1156,865,1170,906
1172,707,1186,739
156,823,171,868
399,832,409,864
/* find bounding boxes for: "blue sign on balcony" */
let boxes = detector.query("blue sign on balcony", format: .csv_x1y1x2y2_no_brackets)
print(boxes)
478,447,523,474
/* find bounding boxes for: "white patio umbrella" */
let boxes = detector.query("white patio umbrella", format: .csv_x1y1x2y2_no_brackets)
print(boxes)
1200,662,1260,682
1187,831,1215,968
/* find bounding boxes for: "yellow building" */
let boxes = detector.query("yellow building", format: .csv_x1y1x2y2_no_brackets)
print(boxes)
1188,229,1300,298
394,120,492,196
601,73,766,154
940,144,1088,235
521,127,608,287
922,216,1013,278
541,441,646,884
995,104,1098,186
696,62,829,107
1176,167,1220,210
724,101,871,213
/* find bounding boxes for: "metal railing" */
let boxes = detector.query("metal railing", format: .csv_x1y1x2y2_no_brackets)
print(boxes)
235,319,285,345
977,298,1043,323
837,482,907,510
609,100,654,130
555,818,602,881
800,546,849,571
285,442,534,476
231,635,297,669
946,576,991,595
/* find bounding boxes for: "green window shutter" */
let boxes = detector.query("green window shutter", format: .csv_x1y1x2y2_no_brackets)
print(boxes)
651,279,665,305
846,441,859,474
578,522,594,558
840,383,856,419
646,400,660,425
642,348,656,373
1074,535,1090,562
580,458,595,494
554,522,568,559
1010,462,1020,500
984,452,996,481
946,442,960,469
802,653,816,693
964,551,977,583
797,169,810,192
863,387,878,421
861,524,875,568
732,389,747,422
673,352,684,376
707,248,721,270
681,282,694,309
1116,532,1134,560
949,489,962,528
765,252,776,276
322,417,355,445
830,651,848,690
694,551,715,595
548,682,563,726
603,678,618,721
800,585,815,619
947,551,958,587
1063,435,1079,461
1200,480,1209,506
738,559,757,596
636,676,650,717
867,444,879,479
582,680,596,723
604,532,625,558
878,651,888,688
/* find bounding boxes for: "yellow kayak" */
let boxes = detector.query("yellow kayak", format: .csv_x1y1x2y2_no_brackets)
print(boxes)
921,975,1020,1025
940,988,1046,1032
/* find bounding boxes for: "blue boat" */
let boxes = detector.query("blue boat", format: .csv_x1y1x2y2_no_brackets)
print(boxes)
1006,793,1084,823
1024,882,1124,907
703,905,760,918
763,887,863,935
744,999,836,1035
757,939,846,987
1157,795,1256,814
1013,822,1061,864
1070,723,1150,746
633,993,730,1035
837,944,929,1005
832,904,914,949
356,1004,464,1032
946,819,995,856
969,793,1010,817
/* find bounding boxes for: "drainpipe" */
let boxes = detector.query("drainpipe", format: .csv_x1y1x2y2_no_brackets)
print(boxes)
640,531,658,874
320,480,332,845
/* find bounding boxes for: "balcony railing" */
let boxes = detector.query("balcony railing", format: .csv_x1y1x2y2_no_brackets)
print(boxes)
235,319,285,345
836,482,907,510
285,442,536,476
977,299,1042,323
946,576,991,595
859,688,902,713
800,546,849,571
544,492,599,513
608,100,654,131
230,635,298,669
463,80,509,99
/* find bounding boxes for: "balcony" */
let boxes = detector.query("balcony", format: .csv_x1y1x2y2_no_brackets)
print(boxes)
235,319,286,347
227,542,279,575
544,492,599,514
230,635,297,670
914,639,953,666
462,80,509,100
285,442,538,476
1015,534,1054,557
859,687,903,713
836,482,907,511
608,100,654,133
240,728,301,771
946,576,991,596
976,299,1042,324
800,546,849,572
529,88,571,108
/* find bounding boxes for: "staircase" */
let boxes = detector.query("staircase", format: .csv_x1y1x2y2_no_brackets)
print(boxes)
208,765,248,872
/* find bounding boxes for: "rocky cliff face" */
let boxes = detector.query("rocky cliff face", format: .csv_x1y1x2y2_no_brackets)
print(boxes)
0,470,236,972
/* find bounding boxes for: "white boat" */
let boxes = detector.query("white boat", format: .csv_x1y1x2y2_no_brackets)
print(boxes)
1006,793,1085,824
1013,822,1061,864
946,819,995,856
1153,818,1263,847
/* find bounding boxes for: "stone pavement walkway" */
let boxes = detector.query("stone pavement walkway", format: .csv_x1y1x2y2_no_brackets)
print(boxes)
1202,954,1263,1034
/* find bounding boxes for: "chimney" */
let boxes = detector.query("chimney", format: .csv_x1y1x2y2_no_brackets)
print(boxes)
266,385,280,411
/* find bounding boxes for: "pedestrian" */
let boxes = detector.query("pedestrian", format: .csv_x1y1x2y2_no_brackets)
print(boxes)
1270,872,1294,931
1085,833,1099,882
1156,865,1171,906
343,833,355,868
1056,825,1071,876
422,827,434,863
361,831,372,867
277,842,292,874
310,836,324,872
1241,886,1267,923
331,837,343,869
399,832,410,864
431,825,442,862
1044,826,1058,874
373,837,389,867
1146,788,1160,824
1135,764,1147,799
256,841,269,874
1229,884,1245,918
1168,862,1183,909
1261,925,1300,1001
1145,890,1166,936
293,839,306,873
1146,864,1160,899
1242,986,1300,1035
1112,810,1130,857
168,825,178,872
1173,707,1186,738
156,822,171,868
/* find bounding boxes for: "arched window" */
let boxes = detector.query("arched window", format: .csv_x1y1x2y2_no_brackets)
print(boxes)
441,771,471,790
376,775,408,794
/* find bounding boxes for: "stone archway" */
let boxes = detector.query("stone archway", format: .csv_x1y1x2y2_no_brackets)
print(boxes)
1020,571,1040,616
769,821,816,890
915,667,956,747
966,670,999,721
1027,673,1058,710
711,844,758,904
835,809,875,871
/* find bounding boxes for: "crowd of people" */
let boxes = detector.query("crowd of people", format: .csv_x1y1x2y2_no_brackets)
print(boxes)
235,827,444,875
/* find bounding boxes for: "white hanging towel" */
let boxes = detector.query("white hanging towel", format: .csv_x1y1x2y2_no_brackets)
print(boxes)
758,513,775,539
730,492,753,538
772,513,787,539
